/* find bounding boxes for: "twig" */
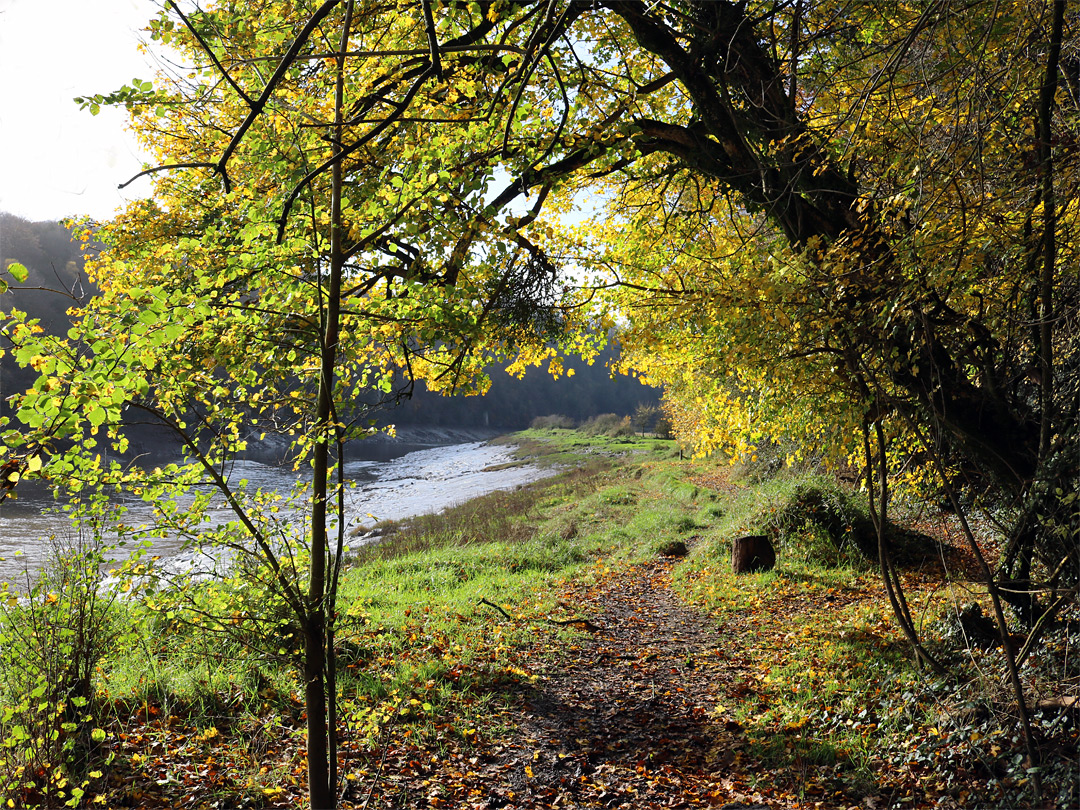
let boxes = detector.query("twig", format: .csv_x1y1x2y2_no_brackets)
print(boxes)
478,597,606,632
477,597,513,621
360,697,399,810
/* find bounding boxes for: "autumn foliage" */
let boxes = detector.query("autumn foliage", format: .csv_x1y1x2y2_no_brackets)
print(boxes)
0,1,1077,808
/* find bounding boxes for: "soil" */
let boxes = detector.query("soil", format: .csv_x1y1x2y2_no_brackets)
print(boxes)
354,553,779,810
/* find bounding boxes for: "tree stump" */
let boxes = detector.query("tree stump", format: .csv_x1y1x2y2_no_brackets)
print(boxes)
731,535,776,574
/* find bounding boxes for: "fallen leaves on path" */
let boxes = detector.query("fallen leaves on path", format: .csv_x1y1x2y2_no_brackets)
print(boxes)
354,556,802,809
97,544,1072,810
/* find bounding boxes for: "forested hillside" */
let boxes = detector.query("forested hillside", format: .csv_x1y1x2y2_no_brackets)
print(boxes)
0,214,94,402
0,215,657,433
388,344,658,429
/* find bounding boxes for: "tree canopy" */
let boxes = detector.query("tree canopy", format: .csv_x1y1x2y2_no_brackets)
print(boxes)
2,1,1077,807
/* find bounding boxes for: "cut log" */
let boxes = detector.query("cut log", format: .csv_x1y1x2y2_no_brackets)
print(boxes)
731,535,776,574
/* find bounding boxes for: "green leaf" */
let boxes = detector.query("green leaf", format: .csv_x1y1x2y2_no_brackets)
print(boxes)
6,262,28,284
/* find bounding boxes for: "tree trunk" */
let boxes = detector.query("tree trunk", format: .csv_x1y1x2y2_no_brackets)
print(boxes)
305,5,354,807
304,612,333,809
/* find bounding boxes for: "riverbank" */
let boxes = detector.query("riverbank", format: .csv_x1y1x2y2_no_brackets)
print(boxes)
0,438,554,583
0,429,1074,809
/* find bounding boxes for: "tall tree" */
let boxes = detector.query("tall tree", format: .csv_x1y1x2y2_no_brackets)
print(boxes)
4,0,1077,804
5,2,590,807
575,0,1079,585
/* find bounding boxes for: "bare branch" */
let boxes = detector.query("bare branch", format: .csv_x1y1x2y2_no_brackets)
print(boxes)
165,0,254,107
118,162,219,190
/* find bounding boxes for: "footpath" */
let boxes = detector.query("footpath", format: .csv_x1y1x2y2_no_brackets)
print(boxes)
356,553,785,810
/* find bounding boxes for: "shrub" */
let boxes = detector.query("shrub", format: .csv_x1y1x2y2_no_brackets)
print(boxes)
581,413,635,437
768,482,877,560
0,535,118,807
653,414,675,440
530,414,576,430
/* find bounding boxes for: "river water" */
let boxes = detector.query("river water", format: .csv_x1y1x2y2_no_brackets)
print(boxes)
0,441,555,584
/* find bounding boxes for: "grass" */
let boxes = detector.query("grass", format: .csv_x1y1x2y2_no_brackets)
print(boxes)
1,429,1074,809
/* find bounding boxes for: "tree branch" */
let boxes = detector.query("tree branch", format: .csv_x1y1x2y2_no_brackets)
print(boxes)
165,0,254,107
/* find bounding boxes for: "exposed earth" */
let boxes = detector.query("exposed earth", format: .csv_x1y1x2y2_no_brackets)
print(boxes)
348,552,808,810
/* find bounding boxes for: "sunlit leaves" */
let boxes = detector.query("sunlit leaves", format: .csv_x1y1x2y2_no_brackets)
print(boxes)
4,262,28,284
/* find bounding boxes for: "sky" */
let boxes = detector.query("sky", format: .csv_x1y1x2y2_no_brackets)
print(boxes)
0,0,157,223
0,0,586,227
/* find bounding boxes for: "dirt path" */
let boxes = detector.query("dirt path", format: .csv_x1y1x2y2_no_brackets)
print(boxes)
489,557,771,810
356,556,781,809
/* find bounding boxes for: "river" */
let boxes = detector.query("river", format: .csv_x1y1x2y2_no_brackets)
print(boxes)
0,440,556,584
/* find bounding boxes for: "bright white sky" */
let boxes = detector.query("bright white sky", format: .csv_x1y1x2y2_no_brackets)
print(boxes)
0,1,584,228
0,0,158,223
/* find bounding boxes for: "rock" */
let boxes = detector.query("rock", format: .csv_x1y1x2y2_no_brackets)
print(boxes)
731,535,776,574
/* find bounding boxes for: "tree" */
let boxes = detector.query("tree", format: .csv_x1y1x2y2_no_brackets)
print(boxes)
3,0,1077,804
4,2,594,807
559,0,1078,784
579,0,1078,602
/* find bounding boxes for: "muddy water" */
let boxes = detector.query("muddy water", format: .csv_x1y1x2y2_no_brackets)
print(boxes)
0,441,555,584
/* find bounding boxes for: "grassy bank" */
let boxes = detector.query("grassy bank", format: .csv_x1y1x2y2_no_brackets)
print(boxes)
1,428,1075,808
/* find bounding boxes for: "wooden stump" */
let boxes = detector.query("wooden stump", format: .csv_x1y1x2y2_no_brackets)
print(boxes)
731,535,776,574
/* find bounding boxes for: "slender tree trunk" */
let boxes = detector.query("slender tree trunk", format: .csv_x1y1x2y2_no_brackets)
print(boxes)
304,611,332,809
1037,0,1065,459
863,418,944,674
306,5,354,807
936,466,1043,800
914,421,1043,802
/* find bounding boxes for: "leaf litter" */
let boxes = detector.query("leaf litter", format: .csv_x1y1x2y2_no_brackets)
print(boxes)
94,520,1076,809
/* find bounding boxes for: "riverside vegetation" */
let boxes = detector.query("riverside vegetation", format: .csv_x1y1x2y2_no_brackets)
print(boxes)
0,427,1074,809
2,4,1077,808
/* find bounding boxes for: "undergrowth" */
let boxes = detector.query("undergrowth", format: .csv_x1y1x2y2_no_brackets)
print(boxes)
672,461,1077,809
0,431,1073,808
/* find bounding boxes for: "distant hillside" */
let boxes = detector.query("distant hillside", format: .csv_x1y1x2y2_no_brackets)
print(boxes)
0,213,96,408
387,345,659,430
0,214,659,439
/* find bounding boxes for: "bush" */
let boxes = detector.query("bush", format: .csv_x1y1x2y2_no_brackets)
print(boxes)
0,535,118,807
768,482,877,559
530,414,576,430
580,413,635,437
653,413,675,440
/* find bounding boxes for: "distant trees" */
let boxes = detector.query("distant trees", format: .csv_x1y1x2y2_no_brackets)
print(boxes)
632,403,660,437
0,218,655,438
0,215,94,404
389,341,659,430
